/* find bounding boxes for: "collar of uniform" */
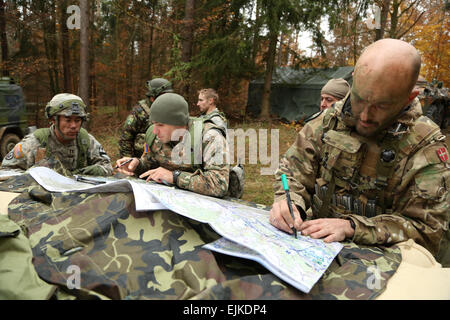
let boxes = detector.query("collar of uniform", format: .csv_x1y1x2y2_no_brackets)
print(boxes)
208,108,219,114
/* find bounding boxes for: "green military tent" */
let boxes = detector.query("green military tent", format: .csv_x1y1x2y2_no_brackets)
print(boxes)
246,66,354,121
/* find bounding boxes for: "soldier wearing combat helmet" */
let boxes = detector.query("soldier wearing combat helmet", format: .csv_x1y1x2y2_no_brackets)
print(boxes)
119,78,174,158
270,39,449,265
1,93,113,176
116,93,230,198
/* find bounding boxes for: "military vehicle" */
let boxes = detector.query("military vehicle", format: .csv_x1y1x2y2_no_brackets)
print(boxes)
419,80,449,130
0,77,28,159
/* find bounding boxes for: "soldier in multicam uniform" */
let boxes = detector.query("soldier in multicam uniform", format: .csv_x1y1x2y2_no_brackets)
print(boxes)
1,93,113,176
119,78,174,158
116,93,230,198
270,39,449,263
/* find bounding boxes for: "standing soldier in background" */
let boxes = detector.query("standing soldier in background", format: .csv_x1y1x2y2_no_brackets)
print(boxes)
197,88,245,198
1,93,113,176
197,88,228,133
119,78,174,158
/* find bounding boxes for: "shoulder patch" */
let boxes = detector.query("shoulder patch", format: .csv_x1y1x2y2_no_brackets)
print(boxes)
4,150,13,160
13,144,24,159
436,147,449,162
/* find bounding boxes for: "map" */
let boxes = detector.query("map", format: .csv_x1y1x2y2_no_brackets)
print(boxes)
27,166,343,293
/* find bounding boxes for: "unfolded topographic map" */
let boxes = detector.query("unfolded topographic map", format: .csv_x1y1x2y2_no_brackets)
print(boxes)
27,167,343,293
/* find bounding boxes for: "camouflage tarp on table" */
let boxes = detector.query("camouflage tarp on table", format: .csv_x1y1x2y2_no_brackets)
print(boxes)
0,173,402,300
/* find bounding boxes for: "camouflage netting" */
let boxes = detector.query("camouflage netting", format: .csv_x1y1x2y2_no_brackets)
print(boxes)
0,172,402,300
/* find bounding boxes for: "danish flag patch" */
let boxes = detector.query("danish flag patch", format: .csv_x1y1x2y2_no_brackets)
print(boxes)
13,144,24,159
437,147,448,162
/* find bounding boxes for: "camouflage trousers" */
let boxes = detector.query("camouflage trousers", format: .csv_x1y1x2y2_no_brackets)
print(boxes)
0,173,402,300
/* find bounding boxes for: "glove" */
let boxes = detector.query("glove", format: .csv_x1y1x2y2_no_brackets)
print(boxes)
76,165,106,176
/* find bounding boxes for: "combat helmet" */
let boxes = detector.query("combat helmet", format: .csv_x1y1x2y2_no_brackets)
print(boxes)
146,78,173,98
45,93,87,120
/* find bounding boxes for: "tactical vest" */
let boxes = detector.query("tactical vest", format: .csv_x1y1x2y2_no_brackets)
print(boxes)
33,127,90,170
313,101,443,219
201,110,228,133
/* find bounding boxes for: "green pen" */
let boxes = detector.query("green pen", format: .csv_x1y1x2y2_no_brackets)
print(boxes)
281,174,297,239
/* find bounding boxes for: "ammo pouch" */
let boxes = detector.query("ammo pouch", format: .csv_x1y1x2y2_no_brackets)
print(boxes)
314,130,365,218
319,130,365,183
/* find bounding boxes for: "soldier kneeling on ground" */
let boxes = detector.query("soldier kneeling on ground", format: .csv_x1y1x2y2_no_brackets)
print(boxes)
1,93,113,176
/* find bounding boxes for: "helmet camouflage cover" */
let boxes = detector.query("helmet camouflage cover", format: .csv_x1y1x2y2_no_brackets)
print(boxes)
45,93,87,119
146,78,173,98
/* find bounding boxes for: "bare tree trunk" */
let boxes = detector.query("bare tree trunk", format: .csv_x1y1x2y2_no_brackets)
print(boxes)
59,0,72,92
259,30,278,120
79,0,90,128
79,0,89,104
147,1,155,80
42,1,60,95
126,33,135,110
375,0,391,40
180,0,195,97
389,0,400,38
277,33,283,66
0,0,8,76
251,0,262,65
113,5,120,109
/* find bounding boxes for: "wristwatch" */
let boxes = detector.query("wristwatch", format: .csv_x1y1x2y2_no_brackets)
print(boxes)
172,170,181,185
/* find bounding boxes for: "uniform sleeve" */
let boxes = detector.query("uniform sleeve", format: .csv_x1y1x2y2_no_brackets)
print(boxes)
87,134,113,175
348,142,450,257
119,112,139,158
273,120,323,216
176,126,230,198
1,134,39,170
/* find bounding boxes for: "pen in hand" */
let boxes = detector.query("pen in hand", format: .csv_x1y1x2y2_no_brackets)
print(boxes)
281,174,297,239
114,158,133,169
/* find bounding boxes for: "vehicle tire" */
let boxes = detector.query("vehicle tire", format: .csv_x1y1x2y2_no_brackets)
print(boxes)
0,133,21,159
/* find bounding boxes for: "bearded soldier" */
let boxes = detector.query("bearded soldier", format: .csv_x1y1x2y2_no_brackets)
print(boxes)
119,78,174,158
270,39,449,264
116,93,230,198
1,93,113,176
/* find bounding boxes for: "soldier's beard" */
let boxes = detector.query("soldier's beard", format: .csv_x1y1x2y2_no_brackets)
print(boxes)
354,112,402,138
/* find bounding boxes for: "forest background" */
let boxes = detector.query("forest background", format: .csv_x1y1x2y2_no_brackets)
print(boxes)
0,0,448,205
